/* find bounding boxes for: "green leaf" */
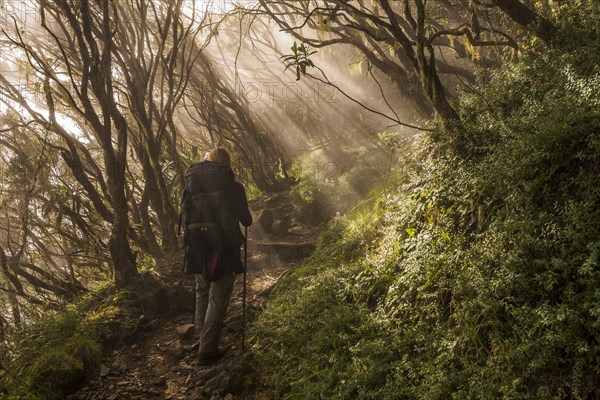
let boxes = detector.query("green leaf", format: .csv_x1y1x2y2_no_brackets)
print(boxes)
440,228,451,242
281,41,318,81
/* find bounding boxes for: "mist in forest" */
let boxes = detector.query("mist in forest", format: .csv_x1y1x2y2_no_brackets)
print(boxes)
0,0,427,324
2,0,598,398
1,0,425,160
0,0,489,326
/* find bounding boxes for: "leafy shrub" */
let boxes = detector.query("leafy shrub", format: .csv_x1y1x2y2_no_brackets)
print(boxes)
0,310,95,399
64,334,102,375
251,25,600,400
28,348,85,399
288,143,397,225
0,272,170,398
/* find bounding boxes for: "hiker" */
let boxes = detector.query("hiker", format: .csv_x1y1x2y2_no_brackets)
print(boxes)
181,147,252,365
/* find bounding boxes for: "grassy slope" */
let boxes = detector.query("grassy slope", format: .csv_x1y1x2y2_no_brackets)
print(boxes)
251,15,600,400
0,271,182,399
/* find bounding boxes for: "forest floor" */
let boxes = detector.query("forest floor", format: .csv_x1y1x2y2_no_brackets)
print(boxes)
65,194,322,400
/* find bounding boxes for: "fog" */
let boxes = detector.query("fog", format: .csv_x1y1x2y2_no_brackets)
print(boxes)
0,0,445,323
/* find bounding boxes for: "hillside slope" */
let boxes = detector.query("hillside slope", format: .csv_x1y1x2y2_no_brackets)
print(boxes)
251,39,600,399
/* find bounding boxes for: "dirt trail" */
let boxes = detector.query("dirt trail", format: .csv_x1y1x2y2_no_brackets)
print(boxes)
67,198,322,400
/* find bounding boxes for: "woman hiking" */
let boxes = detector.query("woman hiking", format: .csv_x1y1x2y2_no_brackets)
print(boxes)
181,147,252,365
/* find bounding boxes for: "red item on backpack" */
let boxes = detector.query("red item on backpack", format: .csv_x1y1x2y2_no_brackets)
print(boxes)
208,251,218,280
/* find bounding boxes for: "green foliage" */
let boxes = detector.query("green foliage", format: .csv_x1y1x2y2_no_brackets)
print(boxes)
0,310,96,399
245,181,264,202
252,21,600,400
64,334,102,374
136,252,158,272
288,144,394,224
0,273,166,398
16,334,100,399
281,41,318,81
28,348,85,399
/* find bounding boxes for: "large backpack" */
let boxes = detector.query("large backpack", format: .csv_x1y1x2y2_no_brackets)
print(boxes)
180,161,239,281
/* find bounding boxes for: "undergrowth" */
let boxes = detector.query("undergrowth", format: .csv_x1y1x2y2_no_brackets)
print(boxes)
0,272,167,399
251,24,600,400
287,140,404,225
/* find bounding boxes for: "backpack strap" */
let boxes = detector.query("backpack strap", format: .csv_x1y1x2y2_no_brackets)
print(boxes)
191,192,222,199
178,187,191,237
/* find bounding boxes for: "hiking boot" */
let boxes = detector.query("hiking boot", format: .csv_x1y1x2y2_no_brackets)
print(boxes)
198,346,229,366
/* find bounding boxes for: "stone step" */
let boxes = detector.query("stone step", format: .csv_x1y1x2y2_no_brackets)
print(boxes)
252,241,316,261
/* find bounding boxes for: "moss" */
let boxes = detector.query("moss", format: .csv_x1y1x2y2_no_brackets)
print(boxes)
28,348,85,399
64,334,102,375
1,272,175,398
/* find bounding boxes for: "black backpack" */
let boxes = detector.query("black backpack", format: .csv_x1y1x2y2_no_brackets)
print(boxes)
180,161,239,280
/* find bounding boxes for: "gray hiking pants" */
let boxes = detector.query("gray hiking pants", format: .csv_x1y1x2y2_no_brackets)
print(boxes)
195,273,235,355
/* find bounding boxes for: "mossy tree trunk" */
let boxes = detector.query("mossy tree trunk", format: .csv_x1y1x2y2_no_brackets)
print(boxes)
492,0,559,45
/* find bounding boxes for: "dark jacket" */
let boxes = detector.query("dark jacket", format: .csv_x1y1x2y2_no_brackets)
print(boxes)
232,181,253,228
180,167,252,277
220,180,252,276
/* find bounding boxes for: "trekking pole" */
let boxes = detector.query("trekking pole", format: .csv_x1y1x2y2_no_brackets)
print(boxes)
242,225,248,352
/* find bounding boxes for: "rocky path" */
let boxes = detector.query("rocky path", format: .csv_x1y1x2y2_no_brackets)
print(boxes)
67,196,321,400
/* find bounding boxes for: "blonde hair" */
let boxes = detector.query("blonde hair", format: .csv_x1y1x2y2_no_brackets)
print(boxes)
206,147,231,167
